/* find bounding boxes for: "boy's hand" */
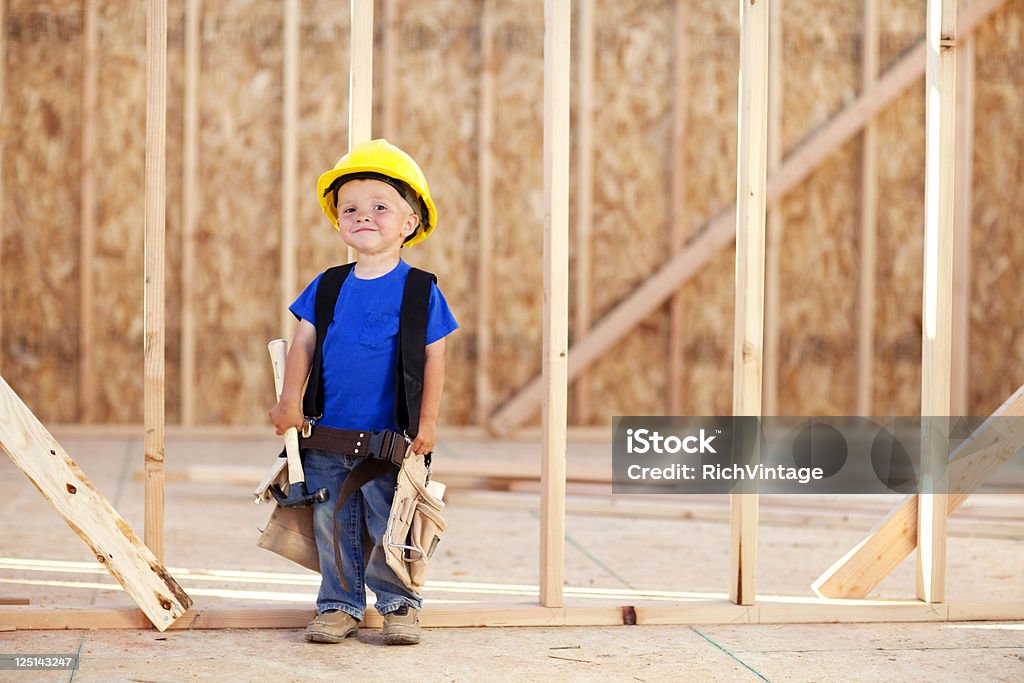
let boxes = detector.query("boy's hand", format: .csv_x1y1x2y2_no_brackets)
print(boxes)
268,400,306,437
411,420,436,456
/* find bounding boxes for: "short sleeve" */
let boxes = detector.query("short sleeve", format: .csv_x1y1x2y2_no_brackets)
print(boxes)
289,272,323,326
425,283,459,345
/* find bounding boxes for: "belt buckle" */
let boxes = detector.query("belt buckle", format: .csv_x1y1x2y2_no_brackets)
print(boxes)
393,434,412,467
366,430,410,466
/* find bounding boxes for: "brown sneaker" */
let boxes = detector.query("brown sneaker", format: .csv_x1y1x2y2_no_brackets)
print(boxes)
304,610,358,643
382,605,421,645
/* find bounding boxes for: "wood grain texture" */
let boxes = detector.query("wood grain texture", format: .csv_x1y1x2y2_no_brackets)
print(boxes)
0,375,192,631
729,0,770,608
144,0,168,563
539,0,570,609
916,0,958,604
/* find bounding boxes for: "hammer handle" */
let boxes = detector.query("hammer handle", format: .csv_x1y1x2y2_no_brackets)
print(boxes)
268,339,304,486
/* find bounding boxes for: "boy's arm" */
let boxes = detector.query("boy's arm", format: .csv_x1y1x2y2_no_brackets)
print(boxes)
268,319,317,435
411,337,446,455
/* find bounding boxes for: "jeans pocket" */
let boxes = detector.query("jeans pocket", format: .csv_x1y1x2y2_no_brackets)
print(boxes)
359,312,400,350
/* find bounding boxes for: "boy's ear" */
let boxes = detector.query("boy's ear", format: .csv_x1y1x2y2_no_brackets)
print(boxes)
403,212,420,236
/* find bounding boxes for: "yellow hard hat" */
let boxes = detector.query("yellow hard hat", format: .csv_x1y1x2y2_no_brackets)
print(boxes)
317,139,437,247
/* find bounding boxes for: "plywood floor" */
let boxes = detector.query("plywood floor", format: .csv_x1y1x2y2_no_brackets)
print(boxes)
1,431,1022,681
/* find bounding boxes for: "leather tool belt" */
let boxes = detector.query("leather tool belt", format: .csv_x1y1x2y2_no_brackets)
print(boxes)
298,425,409,467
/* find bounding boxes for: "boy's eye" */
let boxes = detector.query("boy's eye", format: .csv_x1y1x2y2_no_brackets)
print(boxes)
374,203,387,211
342,206,355,213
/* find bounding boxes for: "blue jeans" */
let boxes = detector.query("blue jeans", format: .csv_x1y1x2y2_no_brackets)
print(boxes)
303,449,422,620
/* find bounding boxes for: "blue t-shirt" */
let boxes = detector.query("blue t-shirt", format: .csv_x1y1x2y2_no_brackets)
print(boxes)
290,260,458,431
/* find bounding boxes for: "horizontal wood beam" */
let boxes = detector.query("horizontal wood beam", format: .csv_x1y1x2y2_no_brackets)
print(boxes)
813,384,1024,599
489,0,1008,433
0,375,192,631
3,599,1022,630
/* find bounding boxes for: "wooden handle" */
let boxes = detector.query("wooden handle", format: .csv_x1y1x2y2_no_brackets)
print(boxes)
268,338,288,399
283,427,302,484
267,339,303,485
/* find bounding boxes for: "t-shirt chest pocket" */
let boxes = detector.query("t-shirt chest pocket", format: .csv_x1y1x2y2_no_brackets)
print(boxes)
359,311,400,350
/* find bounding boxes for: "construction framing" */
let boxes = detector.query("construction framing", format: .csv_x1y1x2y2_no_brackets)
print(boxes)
488,0,1008,434
1,0,1023,631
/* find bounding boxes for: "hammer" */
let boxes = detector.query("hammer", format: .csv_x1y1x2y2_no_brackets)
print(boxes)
267,339,329,508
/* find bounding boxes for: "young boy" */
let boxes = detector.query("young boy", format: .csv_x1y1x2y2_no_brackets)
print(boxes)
268,139,458,645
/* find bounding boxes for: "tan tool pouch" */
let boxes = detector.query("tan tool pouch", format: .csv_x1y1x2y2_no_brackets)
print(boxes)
254,456,321,571
384,450,447,592
256,502,319,573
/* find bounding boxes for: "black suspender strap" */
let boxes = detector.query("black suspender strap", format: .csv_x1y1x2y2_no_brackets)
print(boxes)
395,268,436,438
302,263,354,420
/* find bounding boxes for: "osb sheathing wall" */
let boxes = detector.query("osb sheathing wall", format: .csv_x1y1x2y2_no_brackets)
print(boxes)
874,0,930,417
971,5,1024,416
1,0,1022,427
676,1,740,417
774,0,860,416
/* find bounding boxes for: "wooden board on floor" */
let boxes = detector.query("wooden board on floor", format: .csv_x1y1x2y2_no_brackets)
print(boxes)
2,599,1021,630
0,375,192,631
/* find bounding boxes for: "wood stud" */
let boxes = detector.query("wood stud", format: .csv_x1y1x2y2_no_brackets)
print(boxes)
857,0,880,417
181,0,200,426
729,0,771,607
476,0,495,427
572,0,594,426
916,0,958,605
143,0,169,563
668,0,689,415
540,0,571,609
78,0,98,424
281,0,299,339
762,0,783,417
951,34,976,417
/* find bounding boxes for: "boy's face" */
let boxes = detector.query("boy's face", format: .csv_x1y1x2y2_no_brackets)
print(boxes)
335,179,419,256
